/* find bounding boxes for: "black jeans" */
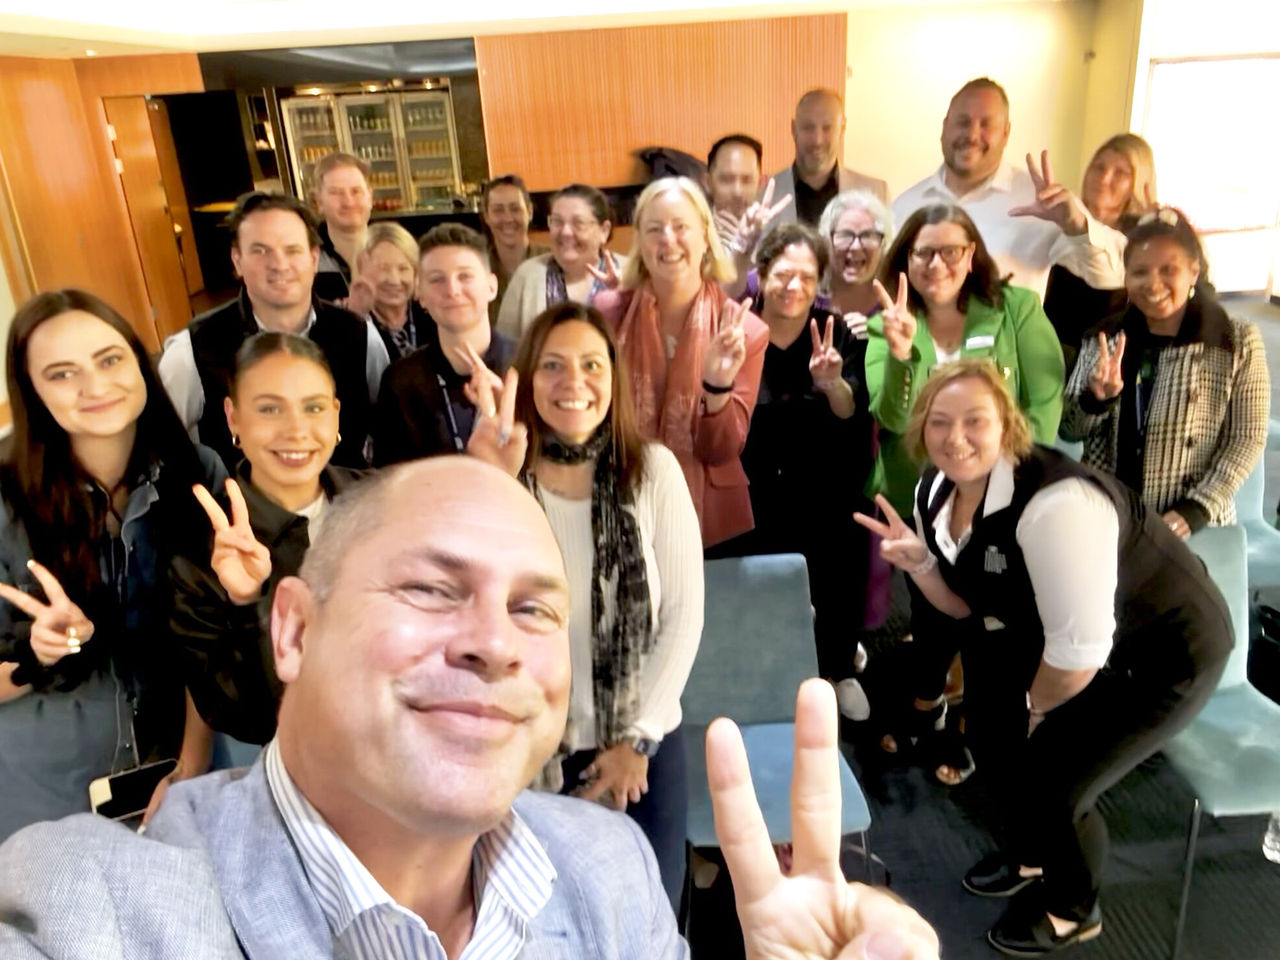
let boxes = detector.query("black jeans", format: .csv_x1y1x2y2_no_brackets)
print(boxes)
560,728,688,912
961,622,1225,922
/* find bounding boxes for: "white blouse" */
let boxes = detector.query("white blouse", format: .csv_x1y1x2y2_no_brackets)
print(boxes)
536,443,704,751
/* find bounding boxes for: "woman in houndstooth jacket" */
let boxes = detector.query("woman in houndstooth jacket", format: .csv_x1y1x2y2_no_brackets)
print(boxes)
1060,207,1269,538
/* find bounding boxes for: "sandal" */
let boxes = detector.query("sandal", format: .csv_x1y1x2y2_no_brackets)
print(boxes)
880,701,976,786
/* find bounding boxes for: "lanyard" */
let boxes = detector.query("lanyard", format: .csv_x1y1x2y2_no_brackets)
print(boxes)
435,371,465,453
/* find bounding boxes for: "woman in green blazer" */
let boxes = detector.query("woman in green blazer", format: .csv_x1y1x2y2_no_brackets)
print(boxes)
865,204,1065,516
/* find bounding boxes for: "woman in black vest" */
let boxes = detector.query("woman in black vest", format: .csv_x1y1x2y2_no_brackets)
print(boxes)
855,358,1231,957
172,333,362,748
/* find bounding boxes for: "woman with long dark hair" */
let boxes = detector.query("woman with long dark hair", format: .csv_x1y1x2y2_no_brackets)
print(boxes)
0,289,223,839
172,333,363,749
465,301,704,912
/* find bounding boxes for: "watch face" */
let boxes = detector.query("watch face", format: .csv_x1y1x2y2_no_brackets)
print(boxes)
633,738,660,758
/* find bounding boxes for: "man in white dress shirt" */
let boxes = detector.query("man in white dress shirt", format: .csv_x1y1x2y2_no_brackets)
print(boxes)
892,78,1126,301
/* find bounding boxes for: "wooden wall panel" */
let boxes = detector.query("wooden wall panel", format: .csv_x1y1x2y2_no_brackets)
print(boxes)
0,57,148,328
476,15,847,192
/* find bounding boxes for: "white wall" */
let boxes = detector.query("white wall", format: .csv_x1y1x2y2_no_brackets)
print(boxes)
843,0,1098,202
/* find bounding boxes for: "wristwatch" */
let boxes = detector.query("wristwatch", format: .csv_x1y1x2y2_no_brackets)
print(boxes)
625,737,661,759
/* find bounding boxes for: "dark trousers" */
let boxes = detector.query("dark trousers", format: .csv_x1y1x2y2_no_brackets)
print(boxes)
560,728,688,912
960,622,1225,922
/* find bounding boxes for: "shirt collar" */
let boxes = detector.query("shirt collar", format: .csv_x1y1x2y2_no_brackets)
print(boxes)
252,306,317,336
929,454,1017,521
263,739,557,942
922,163,1016,202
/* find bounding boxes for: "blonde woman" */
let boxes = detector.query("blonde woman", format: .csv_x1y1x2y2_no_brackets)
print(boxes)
595,176,767,547
347,222,429,359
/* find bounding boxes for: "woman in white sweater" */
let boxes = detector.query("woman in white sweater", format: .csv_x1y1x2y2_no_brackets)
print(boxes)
494,184,627,340
466,300,703,911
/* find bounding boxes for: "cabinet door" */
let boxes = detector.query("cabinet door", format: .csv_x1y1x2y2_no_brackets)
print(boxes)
397,91,462,212
337,93,409,214
281,97,340,201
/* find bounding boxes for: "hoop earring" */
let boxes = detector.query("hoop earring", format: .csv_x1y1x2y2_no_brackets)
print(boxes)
231,434,241,448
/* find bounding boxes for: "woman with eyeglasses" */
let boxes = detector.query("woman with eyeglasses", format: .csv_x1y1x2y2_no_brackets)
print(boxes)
1044,134,1158,373
865,203,1064,784
866,203,1065,517
495,183,626,339
818,189,896,339
1061,207,1268,540
480,174,549,327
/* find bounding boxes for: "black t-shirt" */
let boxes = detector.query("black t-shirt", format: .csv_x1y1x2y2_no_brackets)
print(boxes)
793,164,840,227
1115,327,1174,492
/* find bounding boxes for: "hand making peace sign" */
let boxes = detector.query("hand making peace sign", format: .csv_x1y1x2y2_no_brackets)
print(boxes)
1088,330,1126,401
193,479,272,606
0,560,96,666
809,316,843,390
710,679,941,960
852,494,932,572
716,179,795,257
1008,150,1089,236
459,340,528,477
585,251,621,290
873,274,917,363
704,297,752,388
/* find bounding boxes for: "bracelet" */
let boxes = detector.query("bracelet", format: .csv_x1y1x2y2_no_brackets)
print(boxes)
907,552,937,576
701,380,733,395
1026,692,1046,717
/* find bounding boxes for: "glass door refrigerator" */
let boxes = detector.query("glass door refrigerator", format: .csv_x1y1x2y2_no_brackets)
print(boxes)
280,96,341,199
336,93,410,214
396,89,462,213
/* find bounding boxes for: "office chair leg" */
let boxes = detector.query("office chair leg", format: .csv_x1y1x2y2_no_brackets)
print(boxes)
1171,797,1202,960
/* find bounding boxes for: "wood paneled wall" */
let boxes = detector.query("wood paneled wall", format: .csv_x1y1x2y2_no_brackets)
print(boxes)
476,14,847,192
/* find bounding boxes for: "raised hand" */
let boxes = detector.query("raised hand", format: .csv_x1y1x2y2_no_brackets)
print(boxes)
843,312,869,340
339,274,377,317
715,179,794,256
462,343,528,477
853,494,932,572
575,744,650,812
1088,331,1126,401
1008,150,1088,236
874,273,917,363
704,297,751,387
709,679,941,960
193,479,272,606
585,251,621,290
0,560,96,666
809,317,843,390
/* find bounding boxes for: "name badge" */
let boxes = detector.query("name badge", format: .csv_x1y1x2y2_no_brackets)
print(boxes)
984,545,1007,574
965,334,995,350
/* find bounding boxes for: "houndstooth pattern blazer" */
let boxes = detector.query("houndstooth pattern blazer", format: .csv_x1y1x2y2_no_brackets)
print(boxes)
1061,298,1269,526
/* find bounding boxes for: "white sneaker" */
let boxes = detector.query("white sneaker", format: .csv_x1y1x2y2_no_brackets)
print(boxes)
836,677,871,721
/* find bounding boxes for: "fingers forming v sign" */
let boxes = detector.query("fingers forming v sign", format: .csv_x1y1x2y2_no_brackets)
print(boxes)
705,297,750,386
194,479,272,606
873,273,916,362
1008,150,1088,234
852,494,931,572
708,679,941,960
0,560,95,666
1088,331,1126,401
463,355,528,477
809,316,843,388
585,252,621,290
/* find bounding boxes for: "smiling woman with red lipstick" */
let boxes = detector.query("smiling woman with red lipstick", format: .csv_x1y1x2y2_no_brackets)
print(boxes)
465,301,703,913
1061,207,1268,538
0,289,223,840
172,333,363,747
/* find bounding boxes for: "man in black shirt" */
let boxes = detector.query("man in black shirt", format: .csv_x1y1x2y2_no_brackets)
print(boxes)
373,224,516,465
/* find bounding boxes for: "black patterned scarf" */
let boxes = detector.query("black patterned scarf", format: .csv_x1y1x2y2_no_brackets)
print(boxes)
537,425,653,746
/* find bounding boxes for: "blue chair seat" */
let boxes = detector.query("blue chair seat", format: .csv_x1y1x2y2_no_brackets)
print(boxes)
1161,683,1280,817
683,722,871,848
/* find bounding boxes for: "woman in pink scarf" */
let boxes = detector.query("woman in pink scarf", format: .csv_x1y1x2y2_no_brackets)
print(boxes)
594,177,767,547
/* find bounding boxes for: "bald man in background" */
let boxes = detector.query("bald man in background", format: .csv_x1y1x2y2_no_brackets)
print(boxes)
768,88,888,227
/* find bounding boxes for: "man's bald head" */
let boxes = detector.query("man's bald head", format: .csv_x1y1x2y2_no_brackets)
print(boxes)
792,88,846,180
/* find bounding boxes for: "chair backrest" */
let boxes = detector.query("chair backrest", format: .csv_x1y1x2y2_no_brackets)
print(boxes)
1052,433,1083,462
1186,524,1250,689
681,554,817,727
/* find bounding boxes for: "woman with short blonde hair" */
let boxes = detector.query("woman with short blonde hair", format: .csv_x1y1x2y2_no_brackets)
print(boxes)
350,222,428,359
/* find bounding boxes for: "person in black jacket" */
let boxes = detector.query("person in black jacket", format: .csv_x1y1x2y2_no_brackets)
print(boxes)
158,192,389,471
172,333,363,746
855,358,1231,957
373,224,515,465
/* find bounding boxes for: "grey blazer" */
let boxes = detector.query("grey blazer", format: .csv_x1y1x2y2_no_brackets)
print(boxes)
0,761,687,959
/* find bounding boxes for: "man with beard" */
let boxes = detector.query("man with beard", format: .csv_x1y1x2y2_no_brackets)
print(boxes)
893,77,1125,301
767,89,888,228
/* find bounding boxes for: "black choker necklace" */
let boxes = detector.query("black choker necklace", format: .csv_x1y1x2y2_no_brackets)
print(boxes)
540,426,610,464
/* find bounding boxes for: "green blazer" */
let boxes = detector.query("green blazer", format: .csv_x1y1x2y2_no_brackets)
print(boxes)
865,283,1065,515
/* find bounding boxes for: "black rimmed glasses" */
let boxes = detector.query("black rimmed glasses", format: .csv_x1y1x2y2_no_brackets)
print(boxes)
909,244,970,266
832,229,884,251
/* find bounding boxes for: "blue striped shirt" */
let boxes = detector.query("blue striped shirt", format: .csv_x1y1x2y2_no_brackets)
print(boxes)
264,740,557,960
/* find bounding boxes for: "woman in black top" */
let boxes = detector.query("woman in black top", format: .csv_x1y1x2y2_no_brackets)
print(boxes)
1043,134,1157,373
172,333,362,745
856,358,1230,956
711,220,874,719
0,289,221,839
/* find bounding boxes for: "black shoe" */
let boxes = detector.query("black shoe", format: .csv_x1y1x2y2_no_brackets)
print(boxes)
987,901,1103,957
962,853,1042,897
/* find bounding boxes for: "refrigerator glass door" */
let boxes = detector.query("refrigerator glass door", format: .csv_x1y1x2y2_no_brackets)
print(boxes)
338,93,409,214
397,91,461,213
281,96,340,200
